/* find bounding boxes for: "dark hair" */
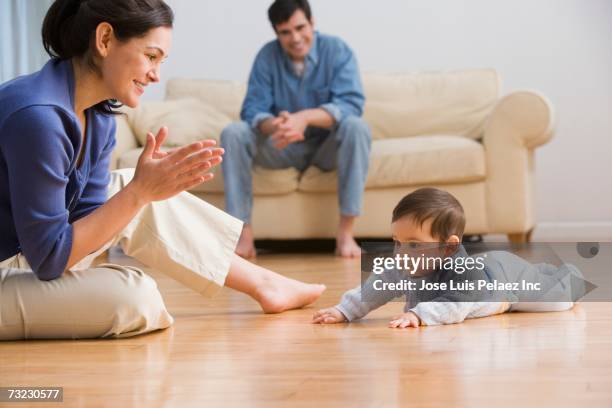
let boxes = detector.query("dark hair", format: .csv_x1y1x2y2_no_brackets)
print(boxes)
268,0,311,30
42,0,174,114
392,188,466,241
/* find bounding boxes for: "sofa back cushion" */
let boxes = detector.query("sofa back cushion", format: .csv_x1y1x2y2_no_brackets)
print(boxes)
129,98,231,147
363,69,500,140
165,79,246,121
164,69,500,140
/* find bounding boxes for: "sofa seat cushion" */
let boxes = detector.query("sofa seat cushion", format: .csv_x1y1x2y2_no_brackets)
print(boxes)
117,148,300,195
298,135,486,192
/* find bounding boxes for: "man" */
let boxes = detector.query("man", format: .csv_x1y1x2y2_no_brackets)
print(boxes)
221,0,371,258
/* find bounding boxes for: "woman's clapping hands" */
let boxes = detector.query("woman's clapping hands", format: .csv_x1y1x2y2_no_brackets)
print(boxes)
130,126,223,203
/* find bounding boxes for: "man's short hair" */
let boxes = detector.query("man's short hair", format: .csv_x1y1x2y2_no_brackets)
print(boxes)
392,188,466,241
268,0,312,30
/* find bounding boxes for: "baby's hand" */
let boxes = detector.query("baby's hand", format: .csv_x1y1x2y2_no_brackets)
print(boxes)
312,307,347,324
389,311,421,329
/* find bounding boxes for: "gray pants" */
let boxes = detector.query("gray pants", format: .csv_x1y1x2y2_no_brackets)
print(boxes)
220,117,372,223
484,251,583,312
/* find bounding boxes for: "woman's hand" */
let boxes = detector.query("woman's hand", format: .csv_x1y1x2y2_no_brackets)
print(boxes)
147,127,178,159
129,126,223,204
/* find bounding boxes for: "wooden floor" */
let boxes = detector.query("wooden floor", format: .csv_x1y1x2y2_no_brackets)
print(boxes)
2,252,612,407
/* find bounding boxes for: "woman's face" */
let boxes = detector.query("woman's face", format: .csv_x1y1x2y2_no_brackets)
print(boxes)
99,26,172,108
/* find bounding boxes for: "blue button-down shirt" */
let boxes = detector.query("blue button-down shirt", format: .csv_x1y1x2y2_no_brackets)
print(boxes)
240,32,365,130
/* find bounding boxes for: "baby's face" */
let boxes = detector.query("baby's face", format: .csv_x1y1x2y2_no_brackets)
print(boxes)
391,216,457,276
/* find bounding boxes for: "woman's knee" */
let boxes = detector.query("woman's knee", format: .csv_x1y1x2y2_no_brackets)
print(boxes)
0,266,173,340
98,265,173,338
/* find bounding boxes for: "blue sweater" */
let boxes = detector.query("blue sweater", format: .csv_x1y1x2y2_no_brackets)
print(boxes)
0,59,116,280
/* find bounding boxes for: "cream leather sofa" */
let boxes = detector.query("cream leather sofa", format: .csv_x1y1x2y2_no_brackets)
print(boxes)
112,69,555,242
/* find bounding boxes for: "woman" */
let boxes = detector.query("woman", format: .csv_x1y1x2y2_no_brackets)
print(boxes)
0,0,325,340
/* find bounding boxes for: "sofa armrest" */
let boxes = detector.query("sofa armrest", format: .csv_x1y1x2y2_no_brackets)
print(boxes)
110,113,139,170
482,90,556,234
485,90,555,148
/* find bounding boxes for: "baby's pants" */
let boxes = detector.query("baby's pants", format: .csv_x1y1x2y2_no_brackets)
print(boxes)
483,251,582,313
0,168,242,340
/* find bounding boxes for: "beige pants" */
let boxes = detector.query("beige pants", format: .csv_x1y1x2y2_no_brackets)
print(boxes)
0,168,242,340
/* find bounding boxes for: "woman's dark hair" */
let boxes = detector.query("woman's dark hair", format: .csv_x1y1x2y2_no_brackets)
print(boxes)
268,0,311,30
392,188,466,241
42,0,174,114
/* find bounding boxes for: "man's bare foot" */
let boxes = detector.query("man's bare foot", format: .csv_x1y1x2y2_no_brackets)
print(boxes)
335,233,361,258
255,275,326,314
335,215,361,258
235,224,257,259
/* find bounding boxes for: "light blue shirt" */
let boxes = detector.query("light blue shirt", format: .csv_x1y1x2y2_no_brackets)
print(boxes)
240,32,365,130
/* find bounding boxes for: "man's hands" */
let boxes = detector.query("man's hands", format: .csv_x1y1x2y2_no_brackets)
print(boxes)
128,126,223,205
269,111,308,149
260,108,335,150
388,311,421,329
312,307,347,324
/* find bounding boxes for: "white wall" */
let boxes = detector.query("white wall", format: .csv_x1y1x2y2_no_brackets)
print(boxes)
153,0,612,227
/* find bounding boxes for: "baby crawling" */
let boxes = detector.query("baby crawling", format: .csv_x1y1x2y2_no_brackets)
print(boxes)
313,188,582,328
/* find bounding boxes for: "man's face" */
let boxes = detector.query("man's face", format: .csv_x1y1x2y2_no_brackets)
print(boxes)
274,9,314,62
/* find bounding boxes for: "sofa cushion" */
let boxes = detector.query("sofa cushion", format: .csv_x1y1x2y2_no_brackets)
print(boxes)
298,135,486,192
363,69,500,140
130,98,232,147
163,70,499,141
165,79,247,121
117,148,300,195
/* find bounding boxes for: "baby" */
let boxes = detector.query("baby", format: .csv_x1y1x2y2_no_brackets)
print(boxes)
313,188,583,328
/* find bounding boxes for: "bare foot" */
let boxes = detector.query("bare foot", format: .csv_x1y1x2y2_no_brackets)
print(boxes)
235,224,257,259
255,275,326,314
335,234,361,258
335,215,361,258
225,254,326,314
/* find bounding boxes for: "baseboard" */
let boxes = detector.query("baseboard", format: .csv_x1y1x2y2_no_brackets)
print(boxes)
532,222,612,242
484,222,612,242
